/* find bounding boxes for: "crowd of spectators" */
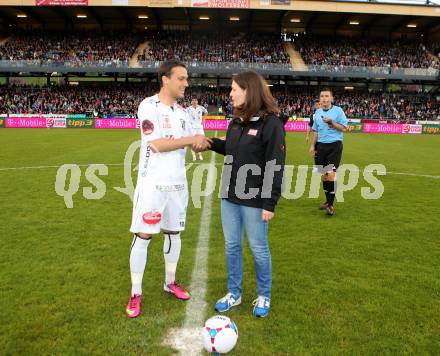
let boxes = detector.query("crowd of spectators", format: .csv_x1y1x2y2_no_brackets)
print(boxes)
429,42,440,58
138,31,290,64
0,84,147,117
0,31,438,120
0,31,138,65
274,88,440,121
294,35,439,69
1,31,439,71
0,84,438,121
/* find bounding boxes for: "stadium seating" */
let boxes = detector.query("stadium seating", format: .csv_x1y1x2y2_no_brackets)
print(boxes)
138,31,290,64
0,84,438,121
0,84,147,116
274,89,440,121
0,31,138,65
294,34,439,69
1,31,439,71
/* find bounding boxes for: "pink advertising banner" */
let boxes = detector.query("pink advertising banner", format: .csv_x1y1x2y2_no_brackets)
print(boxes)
6,117,47,128
95,119,139,129
363,123,403,134
203,119,230,130
203,120,309,132
284,121,308,132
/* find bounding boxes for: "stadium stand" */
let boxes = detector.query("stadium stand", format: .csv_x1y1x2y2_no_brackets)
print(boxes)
0,31,139,66
294,34,440,69
0,31,439,72
0,84,438,121
0,84,146,117
274,89,440,121
137,31,290,64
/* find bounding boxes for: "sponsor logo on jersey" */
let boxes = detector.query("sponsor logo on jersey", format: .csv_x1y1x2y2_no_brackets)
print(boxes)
162,115,172,129
142,120,154,135
155,184,185,192
141,145,151,178
143,211,162,225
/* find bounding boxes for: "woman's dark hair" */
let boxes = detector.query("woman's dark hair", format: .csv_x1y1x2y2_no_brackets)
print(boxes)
232,71,279,123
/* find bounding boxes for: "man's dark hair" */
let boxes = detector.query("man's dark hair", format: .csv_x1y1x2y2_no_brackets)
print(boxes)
158,60,187,88
320,87,333,96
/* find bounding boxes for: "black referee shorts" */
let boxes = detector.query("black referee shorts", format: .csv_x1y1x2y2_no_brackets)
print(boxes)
313,142,318,165
316,141,343,173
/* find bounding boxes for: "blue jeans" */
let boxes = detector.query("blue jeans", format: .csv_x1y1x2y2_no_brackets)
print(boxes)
221,199,272,299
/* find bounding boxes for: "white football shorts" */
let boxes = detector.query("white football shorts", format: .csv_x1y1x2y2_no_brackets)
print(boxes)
130,182,188,235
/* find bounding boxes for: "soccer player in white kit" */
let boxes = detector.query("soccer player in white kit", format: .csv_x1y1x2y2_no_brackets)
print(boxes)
126,61,211,318
186,97,208,161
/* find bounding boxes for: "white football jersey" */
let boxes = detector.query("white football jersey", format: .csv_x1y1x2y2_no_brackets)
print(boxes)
186,105,208,129
136,94,193,186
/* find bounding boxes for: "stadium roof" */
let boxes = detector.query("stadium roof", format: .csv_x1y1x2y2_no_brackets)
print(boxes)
0,6,439,36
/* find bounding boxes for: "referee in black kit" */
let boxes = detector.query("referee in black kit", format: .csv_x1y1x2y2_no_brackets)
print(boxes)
309,89,348,216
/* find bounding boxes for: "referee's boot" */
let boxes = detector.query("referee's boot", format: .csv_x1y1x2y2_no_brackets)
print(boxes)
326,205,335,216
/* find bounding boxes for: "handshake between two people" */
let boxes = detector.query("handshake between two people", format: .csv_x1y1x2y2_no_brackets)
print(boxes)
191,134,213,152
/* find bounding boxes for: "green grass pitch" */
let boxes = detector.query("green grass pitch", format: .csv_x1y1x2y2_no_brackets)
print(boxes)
0,129,439,355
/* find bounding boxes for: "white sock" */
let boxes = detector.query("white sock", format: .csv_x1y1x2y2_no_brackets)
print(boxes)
198,152,203,160
192,150,197,160
130,235,151,296
163,233,181,285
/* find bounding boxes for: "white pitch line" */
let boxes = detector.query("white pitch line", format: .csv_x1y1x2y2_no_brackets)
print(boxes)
0,163,125,171
1,163,439,180
0,162,223,171
337,168,440,180
386,171,440,179
163,132,218,355
305,166,440,180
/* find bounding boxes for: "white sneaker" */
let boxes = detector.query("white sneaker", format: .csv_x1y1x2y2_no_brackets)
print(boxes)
252,296,270,318
214,292,241,312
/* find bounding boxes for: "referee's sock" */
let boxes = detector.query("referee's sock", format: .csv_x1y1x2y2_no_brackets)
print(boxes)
322,180,330,203
328,180,336,206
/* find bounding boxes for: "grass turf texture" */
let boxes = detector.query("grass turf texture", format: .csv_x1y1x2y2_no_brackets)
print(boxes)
0,129,439,355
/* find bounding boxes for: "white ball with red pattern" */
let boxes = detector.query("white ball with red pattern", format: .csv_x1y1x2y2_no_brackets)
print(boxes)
202,315,238,354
